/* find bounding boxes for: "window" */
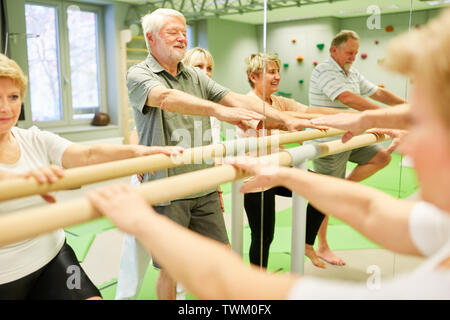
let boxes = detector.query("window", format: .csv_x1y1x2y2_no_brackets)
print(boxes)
186,23,194,50
25,4,61,122
25,1,106,126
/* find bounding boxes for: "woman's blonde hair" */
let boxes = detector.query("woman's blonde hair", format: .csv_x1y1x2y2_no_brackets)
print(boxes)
245,53,280,88
383,8,450,128
0,54,27,99
182,47,214,69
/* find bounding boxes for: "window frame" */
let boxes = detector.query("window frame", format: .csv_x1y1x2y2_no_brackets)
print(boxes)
23,0,107,129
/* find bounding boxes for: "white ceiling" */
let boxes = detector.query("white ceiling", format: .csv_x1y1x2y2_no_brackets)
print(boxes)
223,0,450,24
111,0,450,24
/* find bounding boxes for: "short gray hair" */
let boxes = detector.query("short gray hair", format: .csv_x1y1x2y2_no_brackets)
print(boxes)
330,30,360,51
141,8,186,51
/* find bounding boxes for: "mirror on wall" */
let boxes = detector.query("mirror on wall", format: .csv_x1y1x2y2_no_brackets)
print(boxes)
120,0,449,271
221,0,448,270
256,0,417,271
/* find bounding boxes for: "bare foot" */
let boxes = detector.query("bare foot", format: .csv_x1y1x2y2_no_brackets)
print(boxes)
305,245,326,269
317,247,346,266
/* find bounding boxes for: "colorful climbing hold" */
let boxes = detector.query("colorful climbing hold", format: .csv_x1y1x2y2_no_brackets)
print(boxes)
276,91,292,98
385,25,394,32
283,63,289,68
316,43,325,51
299,79,304,84
313,61,318,66
361,53,368,59
296,55,304,63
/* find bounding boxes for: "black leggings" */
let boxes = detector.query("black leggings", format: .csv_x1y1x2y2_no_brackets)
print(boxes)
0,241,101,300
244,187,325,268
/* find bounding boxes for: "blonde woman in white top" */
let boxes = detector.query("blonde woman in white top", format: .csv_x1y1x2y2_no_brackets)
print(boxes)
0,54,181,300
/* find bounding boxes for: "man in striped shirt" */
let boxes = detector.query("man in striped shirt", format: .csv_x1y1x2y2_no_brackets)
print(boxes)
307,30,406,266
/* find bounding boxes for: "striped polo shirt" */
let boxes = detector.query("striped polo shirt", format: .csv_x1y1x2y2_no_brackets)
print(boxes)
307,57,378,142
309,57,378,110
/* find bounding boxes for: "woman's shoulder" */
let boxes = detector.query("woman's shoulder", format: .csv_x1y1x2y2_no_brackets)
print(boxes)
271,94,298,111
11,125,42,139
12,126,68,145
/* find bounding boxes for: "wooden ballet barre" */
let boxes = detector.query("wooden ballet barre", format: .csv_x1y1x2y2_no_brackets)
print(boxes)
0,128,345,202
0,133,388,247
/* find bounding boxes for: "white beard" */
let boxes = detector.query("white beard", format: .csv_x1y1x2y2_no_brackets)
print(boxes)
343,63,352,73
155,34,185,63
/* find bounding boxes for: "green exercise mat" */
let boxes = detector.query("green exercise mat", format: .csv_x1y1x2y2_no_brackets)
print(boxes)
65,217,116,236
65,232,95,262
98,279,118,300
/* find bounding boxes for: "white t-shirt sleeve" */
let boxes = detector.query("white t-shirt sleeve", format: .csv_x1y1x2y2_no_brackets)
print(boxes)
287,271,450,300
30,126,74,166
408,201,450,257
13,126,74,168
37,129,73,166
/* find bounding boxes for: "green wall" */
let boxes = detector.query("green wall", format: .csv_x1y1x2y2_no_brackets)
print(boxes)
205,18,259,95
251,9,442,105
197,18,259,138
191,9,442,139
256,16,340,104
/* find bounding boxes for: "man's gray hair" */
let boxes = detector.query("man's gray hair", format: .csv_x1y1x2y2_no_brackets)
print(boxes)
330,30,360,51
141,8,186,51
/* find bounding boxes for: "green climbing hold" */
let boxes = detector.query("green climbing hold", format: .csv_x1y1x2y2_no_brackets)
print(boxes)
276,91,292,98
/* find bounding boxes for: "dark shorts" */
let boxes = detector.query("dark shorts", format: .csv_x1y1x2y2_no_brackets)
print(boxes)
152,191,229,269
312,144,382,178
0,241,101,300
